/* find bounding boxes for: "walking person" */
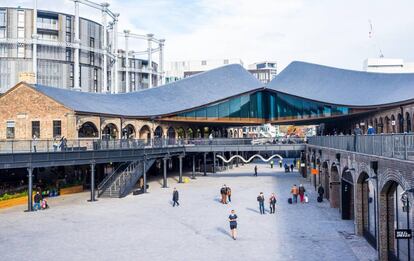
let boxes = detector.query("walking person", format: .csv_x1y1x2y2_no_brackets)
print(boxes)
228,210,238,240
220,185,227,204
32,135,38,153
290,184,299,204
209,132,213,145
33,191,42,211
299,184,306,203
317,184,325,202
353,124,362,151
254,165,258,177
279,160,282,168
270,160,274,169
227,186,232,203
172,188,180,207
269,193,277,214
290,163,294,172
257,192,265,214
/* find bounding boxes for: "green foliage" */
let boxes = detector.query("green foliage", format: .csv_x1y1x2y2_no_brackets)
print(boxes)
0,191,28,201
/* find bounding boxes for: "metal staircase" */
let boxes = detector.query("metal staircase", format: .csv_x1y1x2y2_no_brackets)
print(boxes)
98,159,155,198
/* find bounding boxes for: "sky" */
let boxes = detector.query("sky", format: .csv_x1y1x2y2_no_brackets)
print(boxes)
3,0,414,71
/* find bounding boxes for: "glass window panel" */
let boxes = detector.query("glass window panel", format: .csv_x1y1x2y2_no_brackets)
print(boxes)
17,27,24,38
32,121,40,138
206,105,218,119
218,101,230,118
0,9,6,27
53,120,61,138
195,108,206,120
240,95,250,119
229,97,241,118
368,181,376,237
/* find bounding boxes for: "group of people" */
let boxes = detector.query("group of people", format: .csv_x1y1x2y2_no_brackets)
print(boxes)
290,184,307,204
220,184,232,204
33,191,49,211
257,192,277,214
53,136,68,152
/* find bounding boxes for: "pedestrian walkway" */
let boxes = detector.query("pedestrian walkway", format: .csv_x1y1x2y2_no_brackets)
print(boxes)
0,162,376,261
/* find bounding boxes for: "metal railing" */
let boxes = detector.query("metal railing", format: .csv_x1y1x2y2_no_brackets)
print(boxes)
0,137,306,154
308,134,414,161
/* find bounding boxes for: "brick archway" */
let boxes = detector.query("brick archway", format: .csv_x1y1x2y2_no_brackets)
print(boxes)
341,167,354,220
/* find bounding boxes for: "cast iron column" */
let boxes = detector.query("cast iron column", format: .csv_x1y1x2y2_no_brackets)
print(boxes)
89,162,97,202
203,152,207,176
27,167,33,212
143,158,147,193
192,155,196,179
178,155,183,183
163,158,168,188
213,152,216,173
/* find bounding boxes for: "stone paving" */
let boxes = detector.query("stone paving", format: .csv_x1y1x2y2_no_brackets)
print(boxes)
0,162,377,261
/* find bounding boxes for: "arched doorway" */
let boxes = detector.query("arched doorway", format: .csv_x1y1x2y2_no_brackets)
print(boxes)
330,163,340,208
341,168,354,220
187,128,194,139
398,113,404,133
78,122,99,138
154,126,163,138
382,181,412,260
102,123,118,140
406,112,411,133
385,116,390,133
391,115,396,133
357,172,377,248
196,128,202,138
167,127,176,144
321,161,330,200
177,127,185,139
229,130,233,138
139,125,151,141
379,117,384,134
122,124,135,139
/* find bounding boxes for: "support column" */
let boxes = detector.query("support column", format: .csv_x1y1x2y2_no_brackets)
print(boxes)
113,13,119,93
73,0,80,91
143,158,147,193
88,162,97,202
163,158,168,188
213,152,216,173
101,3,109,93
236,151,239,167
203,152,207,176
124,30,130,93
32,0,38,84
178,155,183,183
158,39,165,86
27,167,33,212
192,155,196,179
147,34,153,88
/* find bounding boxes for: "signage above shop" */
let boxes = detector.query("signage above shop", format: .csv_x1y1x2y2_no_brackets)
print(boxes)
395,229,412,239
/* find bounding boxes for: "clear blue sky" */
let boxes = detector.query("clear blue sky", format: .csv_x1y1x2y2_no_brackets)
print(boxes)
4,0,414,70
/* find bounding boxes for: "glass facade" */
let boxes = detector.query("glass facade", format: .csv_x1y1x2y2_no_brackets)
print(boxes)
174,91,351,123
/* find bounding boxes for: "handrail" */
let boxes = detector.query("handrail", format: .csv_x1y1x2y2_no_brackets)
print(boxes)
97,161,129,191
308,133,414,161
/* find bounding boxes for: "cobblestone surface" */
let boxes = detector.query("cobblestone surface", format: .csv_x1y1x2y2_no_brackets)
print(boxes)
0,163,377,261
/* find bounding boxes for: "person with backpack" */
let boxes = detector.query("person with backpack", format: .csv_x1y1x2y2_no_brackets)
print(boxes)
33,191,42,211
228,209,238,240
317,184,325,202
299,184,306,203
257,192,265,214
220,185,227,204
227,186,232,203
269,193,277,214
290,184,299,204
172,188,180,207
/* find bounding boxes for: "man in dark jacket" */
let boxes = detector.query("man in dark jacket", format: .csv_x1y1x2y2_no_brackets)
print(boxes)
172,188,179,207
318,185,325,200
254,165,258,177
257,192,265,214
34,191,42,211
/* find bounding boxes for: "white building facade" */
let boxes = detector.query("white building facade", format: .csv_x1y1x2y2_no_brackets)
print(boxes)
0,3,165,93
363,58,414,73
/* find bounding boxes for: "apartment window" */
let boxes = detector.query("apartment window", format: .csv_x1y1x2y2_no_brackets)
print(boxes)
53,120,61,138
0,45,6,57
65,48,71,61
65,16,71,32
201,60,207,66
6,121,15,139
17,27,24,39
79,65,82,87
90,52,94,65
0,9,6,27
66,32,71,42
17,10,25,27
0,28,6,38
131,73,135,90
69,64,74,87
130,59,135,69
17,45,25,57
32,121,40,138
93,68,98,92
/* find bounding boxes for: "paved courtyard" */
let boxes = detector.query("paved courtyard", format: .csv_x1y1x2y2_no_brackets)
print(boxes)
0,162,377,261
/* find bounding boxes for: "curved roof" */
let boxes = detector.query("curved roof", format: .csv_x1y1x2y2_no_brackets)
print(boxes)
266,61,414,106
34,64,263,117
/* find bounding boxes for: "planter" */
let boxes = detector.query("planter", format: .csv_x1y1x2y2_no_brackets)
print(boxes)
0,196,27,209
60,185,84,195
